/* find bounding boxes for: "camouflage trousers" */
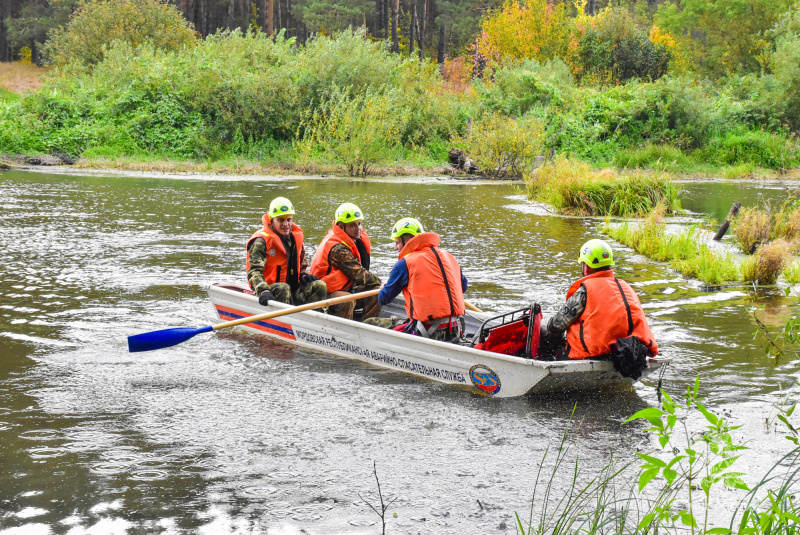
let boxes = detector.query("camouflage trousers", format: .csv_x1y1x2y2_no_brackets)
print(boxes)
267,280,328,306
363,317,462,343
327,285,381,321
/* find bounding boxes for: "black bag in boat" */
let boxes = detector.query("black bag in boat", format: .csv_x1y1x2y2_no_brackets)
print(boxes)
607,336,650,380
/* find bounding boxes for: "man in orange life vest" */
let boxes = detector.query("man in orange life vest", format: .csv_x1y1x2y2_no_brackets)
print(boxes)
540,239,658,364
309,202,382,320
246,197,328,306
364,217,467,343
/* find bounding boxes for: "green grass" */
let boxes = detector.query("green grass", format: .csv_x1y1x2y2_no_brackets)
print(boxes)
526,157,681,217
603,216,740,285
0,87,20,103
604,214,800,285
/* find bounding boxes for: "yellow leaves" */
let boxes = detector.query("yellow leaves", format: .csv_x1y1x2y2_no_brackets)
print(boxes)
475,0,572,69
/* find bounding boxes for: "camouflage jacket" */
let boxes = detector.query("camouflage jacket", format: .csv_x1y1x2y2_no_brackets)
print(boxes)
329,243,381,288
545,285,587,335
247,235,309,295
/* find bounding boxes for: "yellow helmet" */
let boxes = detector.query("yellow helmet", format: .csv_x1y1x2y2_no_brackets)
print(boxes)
578,239,615,268
268,197,295,218
391,217,424,239
335,203,363,224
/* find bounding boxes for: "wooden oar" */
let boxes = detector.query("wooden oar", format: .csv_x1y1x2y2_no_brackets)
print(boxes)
128,289,380,353
464,301,484,314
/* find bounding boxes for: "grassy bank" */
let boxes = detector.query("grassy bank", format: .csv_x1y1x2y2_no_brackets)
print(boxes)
1,29,800,178
602,206,800,285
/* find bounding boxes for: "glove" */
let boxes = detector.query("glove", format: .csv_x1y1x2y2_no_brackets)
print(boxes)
300,273,320,284
258,290,274,306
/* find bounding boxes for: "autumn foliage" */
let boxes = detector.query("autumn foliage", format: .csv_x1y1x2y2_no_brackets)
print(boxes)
474,0,572,70
473,0,674,85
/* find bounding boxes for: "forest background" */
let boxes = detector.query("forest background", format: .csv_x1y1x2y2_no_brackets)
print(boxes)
1,0,799,177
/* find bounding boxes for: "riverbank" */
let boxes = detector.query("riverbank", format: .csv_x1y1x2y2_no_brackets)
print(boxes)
3,152,800,181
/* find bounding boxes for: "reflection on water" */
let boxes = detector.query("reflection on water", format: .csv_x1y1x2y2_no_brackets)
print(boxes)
0,172,798,533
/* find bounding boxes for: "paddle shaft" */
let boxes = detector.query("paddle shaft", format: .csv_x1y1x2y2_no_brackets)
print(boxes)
464,301,483,314
213,288,381,330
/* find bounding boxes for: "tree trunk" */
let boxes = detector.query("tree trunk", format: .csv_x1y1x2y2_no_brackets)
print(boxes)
409,0,416,56
383,0,390,41
391,0,399,53
437,21,445,64
227,0,236,28
0,1,9,63
200,0,209,36
418,0,427,60
277,0,282,32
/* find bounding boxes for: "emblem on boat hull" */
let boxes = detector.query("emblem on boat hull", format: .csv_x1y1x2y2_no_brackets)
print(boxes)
469,364,501,395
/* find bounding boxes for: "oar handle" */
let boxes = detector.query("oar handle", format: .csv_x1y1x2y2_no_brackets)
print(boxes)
212,288,381,330
464,300,484,313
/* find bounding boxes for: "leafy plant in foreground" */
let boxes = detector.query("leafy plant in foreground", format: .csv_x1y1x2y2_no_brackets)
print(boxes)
625,376,749,535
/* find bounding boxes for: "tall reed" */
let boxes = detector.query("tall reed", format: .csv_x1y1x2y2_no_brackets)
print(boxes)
526,157,681,217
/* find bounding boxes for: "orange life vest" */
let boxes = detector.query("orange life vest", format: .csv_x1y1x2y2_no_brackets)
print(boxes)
309,223,372,293
565,270,658,359
399,233,466,323
245,214,304,287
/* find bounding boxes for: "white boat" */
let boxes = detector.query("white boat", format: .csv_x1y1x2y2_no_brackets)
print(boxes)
208,283,670,398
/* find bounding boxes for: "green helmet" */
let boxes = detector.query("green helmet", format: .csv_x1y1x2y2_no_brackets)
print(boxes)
335,202,363,224
269,197,295,218
391,217,424,239
578,239,615,268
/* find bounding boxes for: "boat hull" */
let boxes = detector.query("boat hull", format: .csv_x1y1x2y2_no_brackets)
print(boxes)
208,284,669,398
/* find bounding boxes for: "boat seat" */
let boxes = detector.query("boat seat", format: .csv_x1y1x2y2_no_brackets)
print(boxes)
473,304,542,359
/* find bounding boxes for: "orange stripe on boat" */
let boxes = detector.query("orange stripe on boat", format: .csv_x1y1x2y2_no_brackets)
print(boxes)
215,305,296,340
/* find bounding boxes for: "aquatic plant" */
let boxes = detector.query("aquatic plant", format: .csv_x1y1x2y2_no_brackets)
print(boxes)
526,157,681,217
783,262,800,284
741,239,792,284
604,214,740,285
733,206,772,254
517,379,800,535
625,377,749,535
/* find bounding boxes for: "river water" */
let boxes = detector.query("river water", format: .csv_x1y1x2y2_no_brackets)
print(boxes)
1,170,799,534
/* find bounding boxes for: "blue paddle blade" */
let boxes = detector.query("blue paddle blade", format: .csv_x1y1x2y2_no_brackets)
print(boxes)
128,325,213,353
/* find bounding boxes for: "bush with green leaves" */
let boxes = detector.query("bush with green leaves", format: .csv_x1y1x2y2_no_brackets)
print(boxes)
294,88,409,176
453,113,544,178
0,29,471,163
476,59,573,117
45,0,199,67
577,8,671,85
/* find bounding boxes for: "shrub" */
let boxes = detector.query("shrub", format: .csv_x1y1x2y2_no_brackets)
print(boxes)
294,88,408,176
733,207,772,253
576,8,672,84
741,239,792,284
769,7,800,131
45,0,199,67
453,112,544,178
476,59,572,116
698,128,800,168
